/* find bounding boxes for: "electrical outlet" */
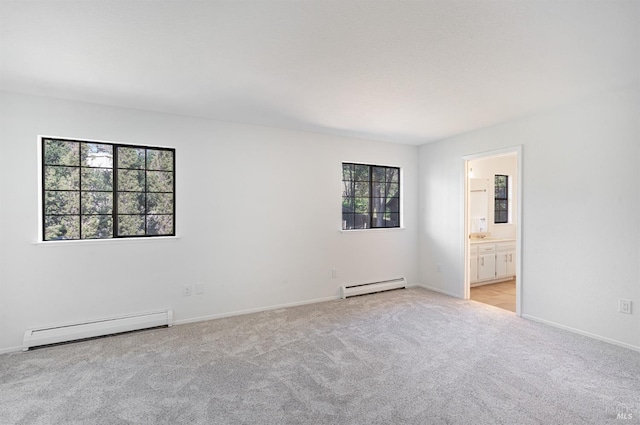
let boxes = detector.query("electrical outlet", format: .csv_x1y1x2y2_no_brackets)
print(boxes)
183,284,193,297
331,269,337,279
619,299,632,314
436,264,442,273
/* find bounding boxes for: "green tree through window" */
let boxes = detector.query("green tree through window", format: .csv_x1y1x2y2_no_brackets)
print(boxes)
342,163,400,230
494,174,508,224
42,138,175,240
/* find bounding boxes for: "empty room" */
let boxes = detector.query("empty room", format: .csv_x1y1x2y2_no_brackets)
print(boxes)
1,1,639,424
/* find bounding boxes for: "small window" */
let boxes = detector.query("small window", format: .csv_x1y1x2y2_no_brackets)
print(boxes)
494,174,508,224
342,163,400,230
41,137,175,240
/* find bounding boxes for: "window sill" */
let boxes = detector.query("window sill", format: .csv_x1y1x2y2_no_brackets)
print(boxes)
33,235,181,246
340,227,405,234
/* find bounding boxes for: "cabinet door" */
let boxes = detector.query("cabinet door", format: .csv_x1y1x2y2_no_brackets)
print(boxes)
496,251,508,278
506,250,516,276
470,253,478,283
478,253,496,280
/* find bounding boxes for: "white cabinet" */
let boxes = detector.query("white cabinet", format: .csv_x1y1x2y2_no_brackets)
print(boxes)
470,240,516,286
496,250,508,279
495,242,515,279
499,242,516,277
506,250,516,276
478,244,496,281
470,245,478,284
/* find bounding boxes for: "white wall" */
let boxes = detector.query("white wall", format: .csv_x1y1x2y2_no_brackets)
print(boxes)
0,92,419,352
418,86,640,349
469,154,517,240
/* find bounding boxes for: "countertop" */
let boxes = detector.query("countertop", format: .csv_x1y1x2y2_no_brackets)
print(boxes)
470,238,516,244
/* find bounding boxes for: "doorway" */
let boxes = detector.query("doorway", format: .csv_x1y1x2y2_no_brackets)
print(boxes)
463,147,522,316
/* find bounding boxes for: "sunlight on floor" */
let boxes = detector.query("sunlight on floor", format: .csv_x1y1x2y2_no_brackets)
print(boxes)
470,279,516,312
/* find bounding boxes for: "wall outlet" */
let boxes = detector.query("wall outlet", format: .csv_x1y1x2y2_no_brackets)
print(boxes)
183,284,193,297
331,269,337,279
619,299,632,314
195,283,204,295
436,264,442,273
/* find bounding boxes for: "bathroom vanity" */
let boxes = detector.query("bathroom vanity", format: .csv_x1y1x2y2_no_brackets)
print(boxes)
469,238,516,286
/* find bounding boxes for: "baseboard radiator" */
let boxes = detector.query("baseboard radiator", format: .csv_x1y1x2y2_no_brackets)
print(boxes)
341,277,407,299
22,309,173,351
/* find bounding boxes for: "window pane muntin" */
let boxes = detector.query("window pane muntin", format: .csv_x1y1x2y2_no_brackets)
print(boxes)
43,139,79,166
118,192,146,214
147,214,174,235
81,143,113,168
341,180,354,198
371,181,384,197
341,163,400,230
44,166,80,190
387,213,400,227
494,174,509,224
353,214,368,229
147,193,174,215
81,168,113,191
44,191,80,215
353,165,370,182
42,138,175,241
342,196,355,213
117,169,145,192
342,213,355,229
117,215,146,236
387,183,399,197
342,163,354,181
495,175,507,198
82,215,113,239
386,168,399,182
354,197,369,214
147,170,174,193
44,215,80,240
81,192,113,215
372,167,387,182
117,147,146,169
146,149,174,171
354,182,369,197
384,197,400,213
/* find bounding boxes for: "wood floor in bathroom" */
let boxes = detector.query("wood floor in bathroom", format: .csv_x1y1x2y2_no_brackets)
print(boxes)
470,279,516,312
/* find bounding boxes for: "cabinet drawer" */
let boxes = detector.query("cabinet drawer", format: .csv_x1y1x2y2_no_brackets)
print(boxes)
496,242,515,252
478,244,496,254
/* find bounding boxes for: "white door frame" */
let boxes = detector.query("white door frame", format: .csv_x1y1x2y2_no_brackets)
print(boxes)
462,146,523,316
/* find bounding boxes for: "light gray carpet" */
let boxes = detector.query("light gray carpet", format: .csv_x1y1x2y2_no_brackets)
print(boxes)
1,288,639,424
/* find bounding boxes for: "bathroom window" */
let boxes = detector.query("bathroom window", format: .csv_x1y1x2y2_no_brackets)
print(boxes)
494,174,508,224
342,163,400,230
41,137,175,240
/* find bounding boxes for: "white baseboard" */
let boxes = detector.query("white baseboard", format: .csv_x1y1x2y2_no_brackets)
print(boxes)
522,314,640,353
173,295,340,326
0,345,24,355
412,283,463,299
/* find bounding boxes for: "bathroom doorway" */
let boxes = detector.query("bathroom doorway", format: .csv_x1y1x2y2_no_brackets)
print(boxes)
463,147,522,316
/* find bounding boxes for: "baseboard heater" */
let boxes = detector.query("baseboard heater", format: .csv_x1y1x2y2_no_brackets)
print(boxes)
341,277,407,299
22,309,173,351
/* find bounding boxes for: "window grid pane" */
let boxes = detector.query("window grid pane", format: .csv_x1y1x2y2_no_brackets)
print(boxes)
494,174,508,224
342,162,400,230
42,138,175,241
115,146,175,237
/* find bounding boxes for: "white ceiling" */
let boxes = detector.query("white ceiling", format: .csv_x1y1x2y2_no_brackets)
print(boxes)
1,0,638,145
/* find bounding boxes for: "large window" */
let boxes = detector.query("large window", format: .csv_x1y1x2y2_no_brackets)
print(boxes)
342,163,400,230
494,174,508,224
41,137,175,240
